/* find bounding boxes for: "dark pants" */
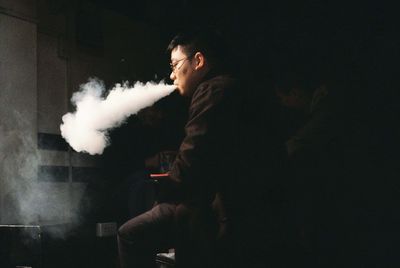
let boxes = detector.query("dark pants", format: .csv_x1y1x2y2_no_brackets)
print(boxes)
118,202,219,268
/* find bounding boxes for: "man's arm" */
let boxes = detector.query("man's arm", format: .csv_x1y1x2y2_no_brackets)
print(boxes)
168,80,228,188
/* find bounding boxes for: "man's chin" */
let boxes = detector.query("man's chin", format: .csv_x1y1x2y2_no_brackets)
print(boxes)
176,87,186,96
176,86,193,97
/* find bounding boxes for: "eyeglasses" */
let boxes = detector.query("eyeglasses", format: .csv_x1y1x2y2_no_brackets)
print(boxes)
169,55,193,72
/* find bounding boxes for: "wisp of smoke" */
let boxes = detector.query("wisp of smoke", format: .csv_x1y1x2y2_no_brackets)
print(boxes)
60,78,176,155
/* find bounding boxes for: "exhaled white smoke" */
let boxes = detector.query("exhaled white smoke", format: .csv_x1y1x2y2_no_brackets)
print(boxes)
60,78,176,155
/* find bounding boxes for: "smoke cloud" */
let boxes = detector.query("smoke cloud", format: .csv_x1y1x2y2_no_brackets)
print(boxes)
0,119,40,225
60,78,176,155
0,111,74,238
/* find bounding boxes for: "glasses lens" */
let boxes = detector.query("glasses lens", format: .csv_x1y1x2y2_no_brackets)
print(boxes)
170,57,188,72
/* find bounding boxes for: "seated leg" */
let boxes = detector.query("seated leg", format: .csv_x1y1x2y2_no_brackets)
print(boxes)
118,203,176,268
174,203,218,268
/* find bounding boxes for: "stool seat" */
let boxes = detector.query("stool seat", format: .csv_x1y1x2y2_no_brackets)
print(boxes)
156,252,175,268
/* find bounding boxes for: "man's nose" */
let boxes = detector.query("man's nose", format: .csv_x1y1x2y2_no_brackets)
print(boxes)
170,71,176,80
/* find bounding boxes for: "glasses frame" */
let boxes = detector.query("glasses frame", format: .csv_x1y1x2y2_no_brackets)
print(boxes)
169,54,194,73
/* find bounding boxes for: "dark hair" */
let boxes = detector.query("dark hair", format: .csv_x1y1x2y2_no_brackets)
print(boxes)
274,62,327,95
167,28,232,71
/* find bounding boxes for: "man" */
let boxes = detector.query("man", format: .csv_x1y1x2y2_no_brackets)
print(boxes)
275,69,354,267
117,29,243,268
275,73,340,157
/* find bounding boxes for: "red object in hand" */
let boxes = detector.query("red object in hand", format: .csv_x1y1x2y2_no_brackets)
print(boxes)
150,173,169,179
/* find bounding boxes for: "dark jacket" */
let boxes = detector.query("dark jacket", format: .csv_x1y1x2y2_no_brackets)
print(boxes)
168,73,242,207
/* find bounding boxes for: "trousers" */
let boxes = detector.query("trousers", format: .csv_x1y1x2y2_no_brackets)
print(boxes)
117,202,220,268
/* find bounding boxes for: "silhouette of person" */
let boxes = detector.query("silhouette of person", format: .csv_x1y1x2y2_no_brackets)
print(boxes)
117,28,244,268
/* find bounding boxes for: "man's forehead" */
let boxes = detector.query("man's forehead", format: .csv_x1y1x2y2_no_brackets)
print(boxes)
170,46,186,60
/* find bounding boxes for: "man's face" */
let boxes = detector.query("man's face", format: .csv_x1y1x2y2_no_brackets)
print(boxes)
169,45,197,97
276,88,308,110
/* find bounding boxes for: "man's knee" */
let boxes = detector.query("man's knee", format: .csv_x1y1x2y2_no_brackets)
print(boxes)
118,214,146,243
119,204,176,244
117,221,132,244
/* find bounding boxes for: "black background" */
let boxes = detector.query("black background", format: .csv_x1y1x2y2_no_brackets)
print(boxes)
90,0,398,177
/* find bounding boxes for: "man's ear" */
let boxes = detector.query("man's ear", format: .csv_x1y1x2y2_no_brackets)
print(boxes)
193,52,205,70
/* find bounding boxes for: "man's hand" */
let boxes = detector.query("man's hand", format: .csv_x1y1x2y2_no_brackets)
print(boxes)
144,154,160,171
145,151,178,173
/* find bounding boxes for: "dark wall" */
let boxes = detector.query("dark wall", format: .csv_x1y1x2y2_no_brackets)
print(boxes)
81,0,398,226
83,0,398,178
